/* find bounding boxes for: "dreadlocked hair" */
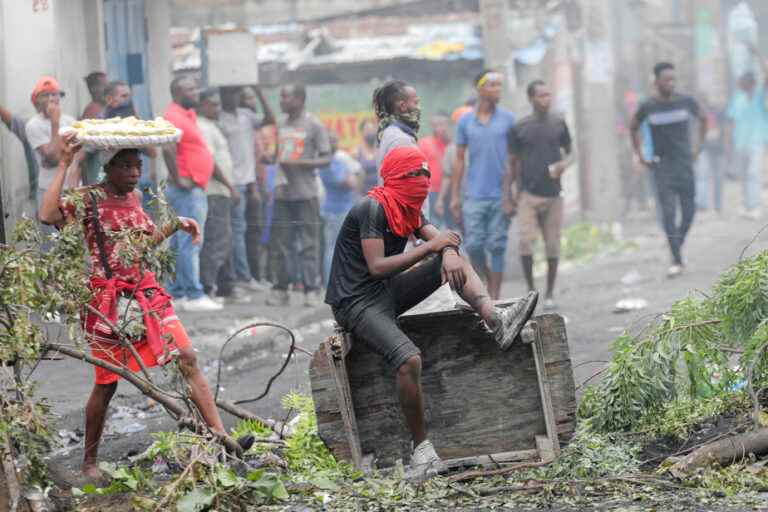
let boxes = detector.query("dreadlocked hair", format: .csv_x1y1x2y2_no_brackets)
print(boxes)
372,80,409,141
372,80,408,120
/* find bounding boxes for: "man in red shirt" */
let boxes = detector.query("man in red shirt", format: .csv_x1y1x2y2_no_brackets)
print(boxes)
162,76,222,312
418,112,450,226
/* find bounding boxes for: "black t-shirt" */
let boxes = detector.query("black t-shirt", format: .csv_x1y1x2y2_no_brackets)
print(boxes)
635,94,702,168
508,113,572,197
325,196,429,313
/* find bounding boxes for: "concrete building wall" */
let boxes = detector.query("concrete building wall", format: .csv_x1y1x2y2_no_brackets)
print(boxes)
0,0,60,222
0,0,104,224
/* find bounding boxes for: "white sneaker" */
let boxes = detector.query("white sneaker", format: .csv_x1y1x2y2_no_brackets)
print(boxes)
667,264,684,279
404,440,447,481
493,291,539,351
184,295,224,312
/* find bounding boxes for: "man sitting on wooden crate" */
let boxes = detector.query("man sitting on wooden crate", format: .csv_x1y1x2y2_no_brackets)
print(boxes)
324,145,538,479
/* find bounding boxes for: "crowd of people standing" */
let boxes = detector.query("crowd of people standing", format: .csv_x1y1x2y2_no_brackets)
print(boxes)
3,58,768,310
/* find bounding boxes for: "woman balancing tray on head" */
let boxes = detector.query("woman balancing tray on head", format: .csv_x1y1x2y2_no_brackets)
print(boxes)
38,129,252,482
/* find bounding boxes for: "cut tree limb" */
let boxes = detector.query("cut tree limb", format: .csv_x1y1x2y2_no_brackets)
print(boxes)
669,427,768,478
215,399,285,438
46,343,242,455
2,431,22,512
448,460,551,482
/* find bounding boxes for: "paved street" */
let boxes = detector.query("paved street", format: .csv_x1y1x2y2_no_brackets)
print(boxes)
41,199,768,472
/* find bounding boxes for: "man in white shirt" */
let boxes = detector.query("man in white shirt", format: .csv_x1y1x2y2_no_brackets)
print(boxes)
25,76,75,238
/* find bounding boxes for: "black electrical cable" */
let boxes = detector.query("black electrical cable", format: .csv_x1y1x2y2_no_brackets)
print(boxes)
213,321,296,404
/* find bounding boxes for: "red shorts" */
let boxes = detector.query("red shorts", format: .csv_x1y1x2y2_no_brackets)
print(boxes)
85,303,192,385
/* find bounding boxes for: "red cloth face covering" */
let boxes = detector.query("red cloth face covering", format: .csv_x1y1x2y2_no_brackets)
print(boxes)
368,146,430,238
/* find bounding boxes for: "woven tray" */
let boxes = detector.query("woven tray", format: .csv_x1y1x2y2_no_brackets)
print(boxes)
60,127,183,150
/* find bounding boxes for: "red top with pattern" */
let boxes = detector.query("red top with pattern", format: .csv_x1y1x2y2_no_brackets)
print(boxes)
60,185,158,281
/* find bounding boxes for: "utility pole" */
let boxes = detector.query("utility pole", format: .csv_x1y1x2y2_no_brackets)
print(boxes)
579,0,622,223
479,0,509,71
479,0,514,106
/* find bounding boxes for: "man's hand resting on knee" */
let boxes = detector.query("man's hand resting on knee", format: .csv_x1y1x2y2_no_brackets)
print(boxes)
441,249,466,292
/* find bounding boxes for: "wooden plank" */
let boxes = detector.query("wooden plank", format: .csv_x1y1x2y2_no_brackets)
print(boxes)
443,449,539,470
324,337,363,468
311,305,576,469
309,344,355,461
348,313,546,467
536,435,556,463
531,324,561,457
535,314,577,444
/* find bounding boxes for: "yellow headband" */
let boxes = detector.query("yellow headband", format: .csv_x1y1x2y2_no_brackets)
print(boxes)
477,72,502,88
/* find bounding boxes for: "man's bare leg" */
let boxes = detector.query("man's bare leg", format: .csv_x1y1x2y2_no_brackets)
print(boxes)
82,382,118,479
521,255,535,292
487,271,503,300
397,355,427,446
454,257,499,324
546,258,559,300
453,256,537,341
177,348,226,433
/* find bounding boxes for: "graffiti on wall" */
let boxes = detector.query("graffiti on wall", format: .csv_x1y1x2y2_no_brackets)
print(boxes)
318,111,376,151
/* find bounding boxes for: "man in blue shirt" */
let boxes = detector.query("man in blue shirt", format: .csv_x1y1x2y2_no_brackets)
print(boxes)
726,53,768,220
450,70,516,299
320,133,360,286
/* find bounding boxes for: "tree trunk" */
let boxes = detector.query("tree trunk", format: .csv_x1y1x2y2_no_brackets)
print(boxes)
670,428,768,477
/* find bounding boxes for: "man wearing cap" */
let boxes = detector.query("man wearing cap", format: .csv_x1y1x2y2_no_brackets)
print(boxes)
325,145,538,480
26,77,76,211
450,70,516,300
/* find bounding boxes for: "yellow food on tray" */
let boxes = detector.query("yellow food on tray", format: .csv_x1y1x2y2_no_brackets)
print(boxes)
63,116,182,148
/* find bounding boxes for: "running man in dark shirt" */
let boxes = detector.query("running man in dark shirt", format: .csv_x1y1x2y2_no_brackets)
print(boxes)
630,62,707,278
509,80,574,311
325,145,538,480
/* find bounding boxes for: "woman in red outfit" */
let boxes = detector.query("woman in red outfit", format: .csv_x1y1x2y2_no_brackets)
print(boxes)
39,135,233,481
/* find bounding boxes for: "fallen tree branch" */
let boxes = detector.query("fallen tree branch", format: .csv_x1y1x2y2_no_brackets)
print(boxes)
449,474,681,500
448,460,551,483
640,431,731,466
46,343,241,455
747,339,768,429
576,366,608,391
216,399,286,438
153,451,204,512
669,427,768,478
1,431,22,512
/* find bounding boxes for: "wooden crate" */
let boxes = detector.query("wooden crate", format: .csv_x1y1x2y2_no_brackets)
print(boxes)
309,306,576,470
